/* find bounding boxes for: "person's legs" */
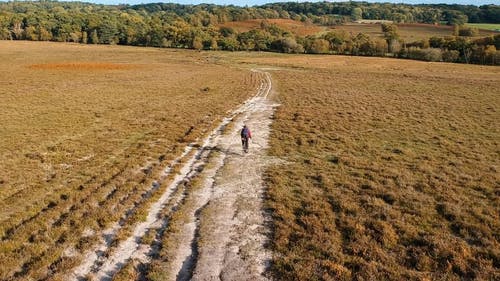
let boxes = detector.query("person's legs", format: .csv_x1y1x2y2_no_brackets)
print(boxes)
242,137,248,152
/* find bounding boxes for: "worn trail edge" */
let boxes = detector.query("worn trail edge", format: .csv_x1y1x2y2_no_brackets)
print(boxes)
69,69,277,280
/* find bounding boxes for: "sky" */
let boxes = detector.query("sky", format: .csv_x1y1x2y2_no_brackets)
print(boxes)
35,1,499,7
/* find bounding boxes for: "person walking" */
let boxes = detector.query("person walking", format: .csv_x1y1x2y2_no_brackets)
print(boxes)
240,124,252,153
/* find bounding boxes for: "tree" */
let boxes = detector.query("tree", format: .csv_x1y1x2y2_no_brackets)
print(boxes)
24,26,38,40
480,5,500,24
494,34,500,50
381,23,399,42
388,39,401,54
374,38,388,56
421,8,441,24
210,38,218,50
381,23,400,54
70,32,81,43
455,37,473,63
82,31,88,44
38,27,52,41
218,37,239,51
99,21,118,44
90,29,99,44
11,22,24,40
429,36,445,48
352,32,370,55
192,36,203,50
308,38,329,54
323,31,349,53
219,26,235,37
359,39,377,56
421,39,430,49
0,27,11,40
276,37,303,53
391,12,406,23
238,31,256,51
484,45,497,65
351,7,362,21
442,50,460,62
238,29,272,51
444,10,468,26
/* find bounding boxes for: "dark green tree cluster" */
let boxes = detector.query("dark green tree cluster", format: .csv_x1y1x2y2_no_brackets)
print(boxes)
262,2,499,24
0,1,498,65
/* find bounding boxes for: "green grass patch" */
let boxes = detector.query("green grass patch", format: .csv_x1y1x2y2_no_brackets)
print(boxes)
467,23,500,31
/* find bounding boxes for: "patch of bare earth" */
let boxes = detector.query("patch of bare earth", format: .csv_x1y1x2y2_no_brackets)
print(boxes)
28,62,138,71
190,71,276,281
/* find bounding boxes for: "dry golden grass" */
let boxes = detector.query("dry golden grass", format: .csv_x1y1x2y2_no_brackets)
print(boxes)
0,41,258,280
2,40,499,280
237,53,500,280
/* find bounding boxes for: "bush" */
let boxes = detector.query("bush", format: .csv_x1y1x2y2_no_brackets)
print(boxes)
442,49,460,62
459,26,479,37
374,38,388,56
275,37,304,53
406,47,442,62
484,45,499,65
388,39,401,54
429,36,445,48
308,38,330,54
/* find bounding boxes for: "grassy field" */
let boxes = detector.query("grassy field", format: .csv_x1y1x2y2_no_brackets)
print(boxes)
232,54,499,280
1,41,499,280
0,41,258,280
467,23,500,31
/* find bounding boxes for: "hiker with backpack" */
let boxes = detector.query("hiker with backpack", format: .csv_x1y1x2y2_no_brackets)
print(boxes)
240,124,252,153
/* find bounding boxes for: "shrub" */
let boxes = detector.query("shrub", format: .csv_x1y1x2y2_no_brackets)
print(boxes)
377,39,388,55
459,26,479,37
484,45,499,65
275,37,304,53
429,36,445,48
442,49,460,62
308,38,330,54
388,39,401,54
406,47,442,62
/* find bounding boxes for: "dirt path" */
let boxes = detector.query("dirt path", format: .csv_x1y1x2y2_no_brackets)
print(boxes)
69,69,277,280
172,70,277,281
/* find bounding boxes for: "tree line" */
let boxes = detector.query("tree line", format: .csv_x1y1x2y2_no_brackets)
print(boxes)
261,2,499,25
0,1,498,65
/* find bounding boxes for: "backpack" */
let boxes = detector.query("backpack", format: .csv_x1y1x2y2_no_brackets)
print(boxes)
241,127,250,138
